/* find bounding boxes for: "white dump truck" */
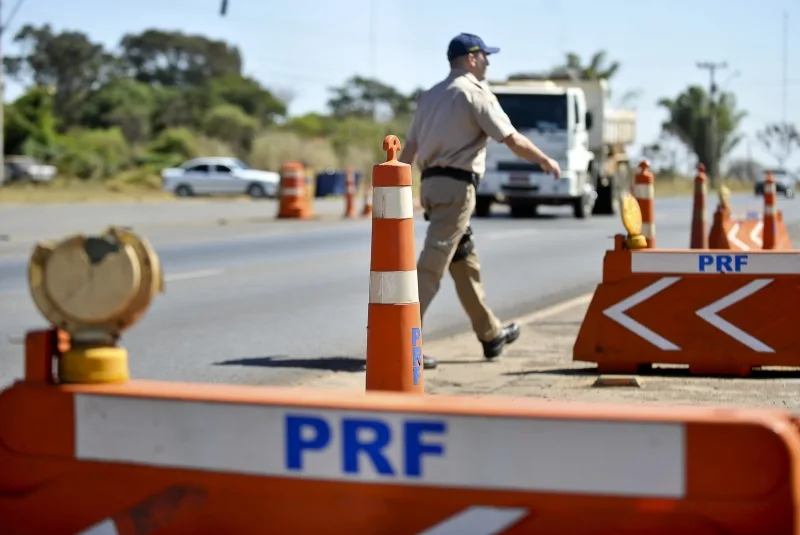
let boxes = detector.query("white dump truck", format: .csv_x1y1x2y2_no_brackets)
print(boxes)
476,77,636,219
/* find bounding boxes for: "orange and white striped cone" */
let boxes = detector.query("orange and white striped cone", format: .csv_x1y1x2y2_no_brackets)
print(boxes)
763,171,777,249
633,160,656,248
690,163,708,249
365,135,423,393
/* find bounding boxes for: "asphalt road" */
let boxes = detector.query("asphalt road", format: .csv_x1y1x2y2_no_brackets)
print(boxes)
2,193,798,389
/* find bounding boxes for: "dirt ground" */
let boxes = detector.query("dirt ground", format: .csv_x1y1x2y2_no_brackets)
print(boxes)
302,294,800,411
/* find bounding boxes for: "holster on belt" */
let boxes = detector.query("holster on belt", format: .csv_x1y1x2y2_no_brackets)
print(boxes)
451,226,474,263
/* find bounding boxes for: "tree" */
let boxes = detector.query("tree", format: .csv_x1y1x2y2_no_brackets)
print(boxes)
327,76,416,120
210,74,286,125
79,78,157,144
4,86,58,157
657,85,746,178
726,157,763,182
4,24,115,129
119,29,242,88
756,122,800,169
508,50,621,83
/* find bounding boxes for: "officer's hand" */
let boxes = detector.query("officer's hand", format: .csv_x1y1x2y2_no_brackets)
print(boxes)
541,157,561,180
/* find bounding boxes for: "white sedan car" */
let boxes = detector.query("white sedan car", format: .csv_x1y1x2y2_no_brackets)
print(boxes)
161,157,281,198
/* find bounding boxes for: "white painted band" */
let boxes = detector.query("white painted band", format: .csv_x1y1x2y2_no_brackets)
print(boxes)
634,184,654,200
369,270,419,304
764,205,776,216
641,222,655,238
282,169,301,178
764,183,776,195
78,519,119,535
630,252,800,274
281,187,301,196
373,186,414,219
74,395,686,497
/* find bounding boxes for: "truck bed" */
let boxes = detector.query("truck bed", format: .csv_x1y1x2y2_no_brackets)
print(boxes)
603,109,636,146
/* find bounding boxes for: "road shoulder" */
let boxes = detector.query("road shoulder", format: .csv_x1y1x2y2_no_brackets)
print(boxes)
301,293,800,411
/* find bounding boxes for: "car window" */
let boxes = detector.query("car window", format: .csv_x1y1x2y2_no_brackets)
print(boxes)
232,159,250,170
186,164,210,173
214,165,232,174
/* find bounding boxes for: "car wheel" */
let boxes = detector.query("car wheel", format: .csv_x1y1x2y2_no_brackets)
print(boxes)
175,185,193,197
247,183,267,198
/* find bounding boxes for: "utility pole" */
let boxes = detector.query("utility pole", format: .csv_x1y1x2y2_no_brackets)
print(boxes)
369,0,377,121
697,61,727,189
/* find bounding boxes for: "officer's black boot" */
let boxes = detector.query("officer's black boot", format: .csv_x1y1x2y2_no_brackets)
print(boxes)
423,355,438,370
481,323,521,360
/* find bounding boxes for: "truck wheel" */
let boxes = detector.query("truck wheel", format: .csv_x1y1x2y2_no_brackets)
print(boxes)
573,194,593,219
474,195,493,217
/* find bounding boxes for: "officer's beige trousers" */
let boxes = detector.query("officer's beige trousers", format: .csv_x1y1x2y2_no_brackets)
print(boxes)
417,175,503,342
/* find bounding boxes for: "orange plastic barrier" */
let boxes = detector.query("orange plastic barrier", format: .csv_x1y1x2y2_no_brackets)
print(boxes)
365,136,423,393
2,330,800,535
344,167,357,218
708,173,792,251
277,161,314,219
633,161,656,248
574,235,800,376
690,164,708,249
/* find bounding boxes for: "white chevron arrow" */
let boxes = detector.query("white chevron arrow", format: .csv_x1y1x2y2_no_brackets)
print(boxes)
603,277,775,352
603,277,682,350
695,278,775,352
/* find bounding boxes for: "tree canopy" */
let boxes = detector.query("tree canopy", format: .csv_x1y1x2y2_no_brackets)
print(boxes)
0,27,790,186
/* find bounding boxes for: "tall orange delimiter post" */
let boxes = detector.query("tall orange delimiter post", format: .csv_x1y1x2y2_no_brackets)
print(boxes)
690,163,709,249
633,160,656,248
763,171,777,249
365,135,423,393
343,167,357,218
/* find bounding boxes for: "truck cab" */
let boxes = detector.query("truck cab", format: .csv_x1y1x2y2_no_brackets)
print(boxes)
476,78,635,219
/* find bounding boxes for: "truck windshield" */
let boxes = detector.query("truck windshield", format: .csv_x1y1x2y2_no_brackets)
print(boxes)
494,93,568,132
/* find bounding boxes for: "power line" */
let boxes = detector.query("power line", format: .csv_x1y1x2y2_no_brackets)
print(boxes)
697,60,728,188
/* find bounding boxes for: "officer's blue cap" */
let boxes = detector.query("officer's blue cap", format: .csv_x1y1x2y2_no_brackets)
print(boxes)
447,33,500,61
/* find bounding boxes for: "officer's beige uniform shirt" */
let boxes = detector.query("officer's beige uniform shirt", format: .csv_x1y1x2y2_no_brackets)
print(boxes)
406,68,517,175
407,68,517,342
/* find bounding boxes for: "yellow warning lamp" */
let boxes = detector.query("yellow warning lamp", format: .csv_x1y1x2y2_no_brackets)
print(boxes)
718,185,731,210
620,192,648,250
27,226,164,384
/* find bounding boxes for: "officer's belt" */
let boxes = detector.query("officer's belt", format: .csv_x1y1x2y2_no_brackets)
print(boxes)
420,167,480,188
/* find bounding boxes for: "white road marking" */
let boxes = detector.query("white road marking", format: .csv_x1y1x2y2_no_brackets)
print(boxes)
695,279,775,352
603,277,682,351
164,269,224,282
417,506,529,535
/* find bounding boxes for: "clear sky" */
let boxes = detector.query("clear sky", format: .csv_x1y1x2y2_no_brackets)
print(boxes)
4,0,798,172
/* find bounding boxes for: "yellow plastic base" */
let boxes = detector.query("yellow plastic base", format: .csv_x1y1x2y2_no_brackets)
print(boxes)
626,234,649,250
58,345,130,384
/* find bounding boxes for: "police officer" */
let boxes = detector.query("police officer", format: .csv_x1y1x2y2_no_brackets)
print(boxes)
398,33,562,370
